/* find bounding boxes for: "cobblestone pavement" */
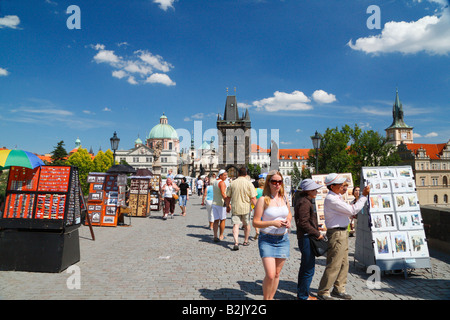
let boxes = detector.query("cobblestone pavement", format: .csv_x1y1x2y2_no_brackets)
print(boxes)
1,195,449,300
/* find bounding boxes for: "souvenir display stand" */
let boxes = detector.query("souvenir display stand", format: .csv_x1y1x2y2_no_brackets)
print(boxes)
149,175,161,211
354,166,433,278
0,166,82,273
311,173,355,229
85,172,127,227
129,176,152,217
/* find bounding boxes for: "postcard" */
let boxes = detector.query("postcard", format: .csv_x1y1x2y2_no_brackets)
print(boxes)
372,232,393,260
391,231,411,258
408,230,429,258
397,167,414,179
363,168,379,180
380,168,397,179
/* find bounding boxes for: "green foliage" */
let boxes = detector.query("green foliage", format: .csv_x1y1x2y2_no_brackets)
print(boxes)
247,164,261,179
289,162,302,188
50,140,68,165
308,124,401,185
66,148,93,195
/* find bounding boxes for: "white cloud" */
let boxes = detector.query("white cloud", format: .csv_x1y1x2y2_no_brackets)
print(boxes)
0,67,9,76
348,6,450,55
312,90,337,104
414,131,439,138
145,73,176,86
94,49,121,65
0,15,20,29
102,107,112,112
251,89,337,112
253,91,312,112
153,0,177,11
91,44,175,86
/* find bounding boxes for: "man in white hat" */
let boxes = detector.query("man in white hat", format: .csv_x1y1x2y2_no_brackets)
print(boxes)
212,169,229,242
317,173,370,300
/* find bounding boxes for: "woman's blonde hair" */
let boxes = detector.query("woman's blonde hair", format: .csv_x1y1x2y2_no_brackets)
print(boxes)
262,170,285,208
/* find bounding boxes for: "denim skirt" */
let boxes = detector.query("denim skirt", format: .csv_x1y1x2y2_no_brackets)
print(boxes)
258,232,290,259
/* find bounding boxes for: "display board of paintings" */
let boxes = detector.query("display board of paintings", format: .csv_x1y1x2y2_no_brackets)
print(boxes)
129,177,152,217
85,172,126,227
311,172,354,229
362,166,430,261
149,175,161,211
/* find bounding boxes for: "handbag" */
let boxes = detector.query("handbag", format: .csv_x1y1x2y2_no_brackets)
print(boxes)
309,235,328,257
172,193,179,200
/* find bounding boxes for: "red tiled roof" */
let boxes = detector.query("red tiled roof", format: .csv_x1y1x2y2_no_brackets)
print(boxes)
279,148,311,160
251,144,270,153
406,143,447,160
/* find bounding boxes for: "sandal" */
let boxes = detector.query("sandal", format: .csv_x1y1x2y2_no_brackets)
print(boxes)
242,242,249,246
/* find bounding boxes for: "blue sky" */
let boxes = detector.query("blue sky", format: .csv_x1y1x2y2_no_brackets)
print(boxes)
0,0,449,155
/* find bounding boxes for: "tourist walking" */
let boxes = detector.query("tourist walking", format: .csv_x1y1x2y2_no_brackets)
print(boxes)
212,169,228,242
178,177,190,216
161,178,180,220
226,167,257,251
203,174,215,229
317,173,369,300
294,179,324,300
253,170,292,300
197,177,203,196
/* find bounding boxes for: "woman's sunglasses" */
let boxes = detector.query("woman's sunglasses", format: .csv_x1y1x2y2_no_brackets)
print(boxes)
270,180,283,185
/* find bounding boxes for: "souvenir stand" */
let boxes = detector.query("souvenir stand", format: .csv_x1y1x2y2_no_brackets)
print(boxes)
354,166,432,278
0,166,82,273
85,172,127,227
128,175,152,217
311,173,355,230
149,174,161,211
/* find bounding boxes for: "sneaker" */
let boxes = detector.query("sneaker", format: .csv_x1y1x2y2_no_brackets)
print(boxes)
331,290,352,300
307,296,318,300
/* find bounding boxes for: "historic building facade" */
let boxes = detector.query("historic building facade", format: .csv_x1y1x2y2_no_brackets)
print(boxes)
386,89,450,206
216,93,251,178
115,114,180,176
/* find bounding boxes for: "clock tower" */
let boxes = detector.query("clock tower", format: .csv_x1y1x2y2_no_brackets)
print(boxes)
386,89,414,146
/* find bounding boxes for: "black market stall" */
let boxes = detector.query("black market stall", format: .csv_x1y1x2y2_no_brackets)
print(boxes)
0,166,82,273
85,172,127,227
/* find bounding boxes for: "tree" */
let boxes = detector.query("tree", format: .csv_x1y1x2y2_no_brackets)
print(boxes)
349,126,401,184
50,140,68,165
247,164,261,179
289,162,302,188
66,148,93,195
307,124,401,185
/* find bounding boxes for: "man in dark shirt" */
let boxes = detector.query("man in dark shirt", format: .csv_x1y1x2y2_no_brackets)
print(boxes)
178,177,190,216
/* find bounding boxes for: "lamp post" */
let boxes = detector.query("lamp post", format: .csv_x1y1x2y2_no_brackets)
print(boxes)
110,131,120,165
310,131,322,174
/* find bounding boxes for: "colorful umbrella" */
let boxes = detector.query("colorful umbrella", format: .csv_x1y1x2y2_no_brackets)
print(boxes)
0,149,45,170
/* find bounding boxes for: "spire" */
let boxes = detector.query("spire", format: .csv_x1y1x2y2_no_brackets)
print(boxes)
386,88,412,129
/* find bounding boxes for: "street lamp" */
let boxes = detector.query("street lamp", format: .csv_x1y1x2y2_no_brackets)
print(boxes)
310,131,322,174
110,131,120,164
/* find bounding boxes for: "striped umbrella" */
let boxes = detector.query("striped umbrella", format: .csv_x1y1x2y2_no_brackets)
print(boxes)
0,149,45,170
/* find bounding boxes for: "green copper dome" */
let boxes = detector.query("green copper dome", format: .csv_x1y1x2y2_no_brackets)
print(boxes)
147,114,178,140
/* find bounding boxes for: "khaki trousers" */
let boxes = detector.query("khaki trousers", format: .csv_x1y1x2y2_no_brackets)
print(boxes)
318,229,349,296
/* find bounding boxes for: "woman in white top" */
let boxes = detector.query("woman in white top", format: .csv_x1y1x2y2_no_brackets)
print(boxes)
161,178,179,220
253,170,292,300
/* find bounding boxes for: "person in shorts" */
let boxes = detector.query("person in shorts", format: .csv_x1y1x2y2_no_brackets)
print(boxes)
212,169,228,242
226,167,257,250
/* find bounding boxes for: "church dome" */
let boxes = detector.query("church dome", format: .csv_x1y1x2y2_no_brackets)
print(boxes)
147,114,178,140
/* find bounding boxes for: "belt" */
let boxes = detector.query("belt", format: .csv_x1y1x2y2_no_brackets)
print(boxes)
329,227,347,231
260,230,286,237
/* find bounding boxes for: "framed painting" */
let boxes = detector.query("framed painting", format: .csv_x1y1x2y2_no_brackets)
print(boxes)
372,232,393,260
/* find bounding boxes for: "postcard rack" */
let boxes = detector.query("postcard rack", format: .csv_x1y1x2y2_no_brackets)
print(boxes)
354,166,433,279
0,165,82,272
128,176,152,217
85,172,127,227
0,165,82,230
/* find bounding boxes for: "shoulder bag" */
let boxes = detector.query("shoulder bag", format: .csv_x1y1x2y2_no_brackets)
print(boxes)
309,235,328,257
